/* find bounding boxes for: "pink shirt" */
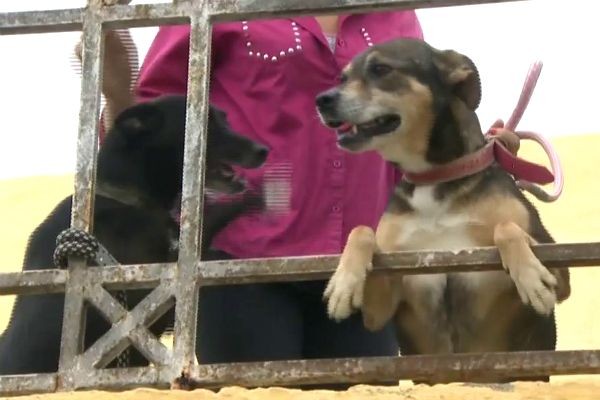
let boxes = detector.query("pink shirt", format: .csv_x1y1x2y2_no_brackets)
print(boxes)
135,13,424,258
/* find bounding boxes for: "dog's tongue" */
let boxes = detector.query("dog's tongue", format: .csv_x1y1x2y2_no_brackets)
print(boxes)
337,122,354,134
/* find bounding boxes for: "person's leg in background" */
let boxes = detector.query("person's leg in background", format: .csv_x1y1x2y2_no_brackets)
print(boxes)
299,281,399,390
196,282,304,363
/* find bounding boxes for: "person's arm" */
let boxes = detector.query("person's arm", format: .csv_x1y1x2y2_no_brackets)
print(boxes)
74,30,138,132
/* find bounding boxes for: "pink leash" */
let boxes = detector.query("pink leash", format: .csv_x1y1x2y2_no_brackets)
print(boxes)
489,61,564,202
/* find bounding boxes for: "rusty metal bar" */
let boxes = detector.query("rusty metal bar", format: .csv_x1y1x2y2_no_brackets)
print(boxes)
189,350,600,388
0,269,67,295
128,326,171,367
84,283,128,322
197,242,600,285
77,283,174,369
63,367,169,391
1,242,599,295
0,263,174,296
0,8,84,34
57,6,105,388
1,349,600,395
91,262,176,290
171,3,210,379
0,0,527,35
0,374,58,396
208,0,527,21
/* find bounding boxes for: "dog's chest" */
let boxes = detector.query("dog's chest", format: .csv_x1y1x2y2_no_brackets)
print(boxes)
379,186,512,353
385,186,479,251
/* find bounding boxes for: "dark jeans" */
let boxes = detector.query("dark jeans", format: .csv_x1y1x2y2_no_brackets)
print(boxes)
196,280,398,389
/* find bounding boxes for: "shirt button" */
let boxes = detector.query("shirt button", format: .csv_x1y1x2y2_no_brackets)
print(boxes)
333,160,342,168
337,39,345,46
332,205,341,213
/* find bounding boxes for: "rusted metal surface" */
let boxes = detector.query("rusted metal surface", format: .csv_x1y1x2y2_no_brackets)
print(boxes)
198,242,600,285
77,282,175,369
63,367,169,391
57,6,105,388
0,374,58,396
89,262,176,290
0,269,67,295
171,4,211,380
0,0,528,35
186,350,600,388
1,349,599,394
209,0,527,21
0,8,84,34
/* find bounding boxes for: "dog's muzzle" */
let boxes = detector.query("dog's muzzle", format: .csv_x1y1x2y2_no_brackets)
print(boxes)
316,89,401,148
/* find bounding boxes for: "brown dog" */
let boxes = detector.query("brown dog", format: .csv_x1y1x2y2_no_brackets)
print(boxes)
316,38,570,383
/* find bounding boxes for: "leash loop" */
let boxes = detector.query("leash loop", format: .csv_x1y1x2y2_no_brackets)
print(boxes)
501,61,564,202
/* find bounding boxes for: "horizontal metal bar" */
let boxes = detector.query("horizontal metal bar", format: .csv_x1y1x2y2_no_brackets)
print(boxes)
0,0,527,35
66,367,169,391
0,263,175,295
2,242,599,293
0,373,58,396
198,242,600,285
0,269,67,295
187,350,600,388
0,8,83,35
88,262,176,290
209,0,528,22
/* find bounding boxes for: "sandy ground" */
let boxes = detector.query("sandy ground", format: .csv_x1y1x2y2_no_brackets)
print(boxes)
1,133,599,398
2,381,600,400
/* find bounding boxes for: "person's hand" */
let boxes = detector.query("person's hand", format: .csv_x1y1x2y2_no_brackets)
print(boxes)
74,29,138,130
74,29,138,102
487,119,520,156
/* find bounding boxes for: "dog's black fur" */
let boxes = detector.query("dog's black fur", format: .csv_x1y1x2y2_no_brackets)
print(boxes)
0,95,268,374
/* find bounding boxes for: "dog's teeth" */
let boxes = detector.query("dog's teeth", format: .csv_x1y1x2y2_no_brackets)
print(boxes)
351,125,358,135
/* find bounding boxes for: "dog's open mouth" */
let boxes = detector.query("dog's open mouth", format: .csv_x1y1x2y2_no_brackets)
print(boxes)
207,163,246,194
328,114,401,146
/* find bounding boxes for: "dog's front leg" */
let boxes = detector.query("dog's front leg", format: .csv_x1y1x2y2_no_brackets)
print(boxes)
324,226,376,321
494,222,558,315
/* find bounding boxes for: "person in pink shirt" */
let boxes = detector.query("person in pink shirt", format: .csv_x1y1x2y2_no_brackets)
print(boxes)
92,12,519,379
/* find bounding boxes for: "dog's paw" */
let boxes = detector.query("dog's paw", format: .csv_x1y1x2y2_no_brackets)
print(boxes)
323,262,369,322
509,257,557,315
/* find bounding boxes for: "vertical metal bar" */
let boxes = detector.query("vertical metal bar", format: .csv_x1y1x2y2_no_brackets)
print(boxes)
171,2,211,376
57,7,104,389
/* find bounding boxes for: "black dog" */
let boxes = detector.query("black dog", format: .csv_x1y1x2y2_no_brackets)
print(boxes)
0,95,268,374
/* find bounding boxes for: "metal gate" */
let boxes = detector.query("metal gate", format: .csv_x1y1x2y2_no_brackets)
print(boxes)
1,0,599,396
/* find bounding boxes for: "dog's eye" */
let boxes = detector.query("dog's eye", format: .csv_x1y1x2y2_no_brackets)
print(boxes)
339,74,348,84
369,63,393,78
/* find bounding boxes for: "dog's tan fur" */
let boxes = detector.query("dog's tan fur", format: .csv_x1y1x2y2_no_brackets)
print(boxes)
316,39,569,382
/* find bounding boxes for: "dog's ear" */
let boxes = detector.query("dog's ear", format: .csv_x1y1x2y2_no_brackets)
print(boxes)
113,102,164,137
433,49,481,110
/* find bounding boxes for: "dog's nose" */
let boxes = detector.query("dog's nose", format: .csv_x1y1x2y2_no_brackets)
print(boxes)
255,146,269,165
316,90,339,109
